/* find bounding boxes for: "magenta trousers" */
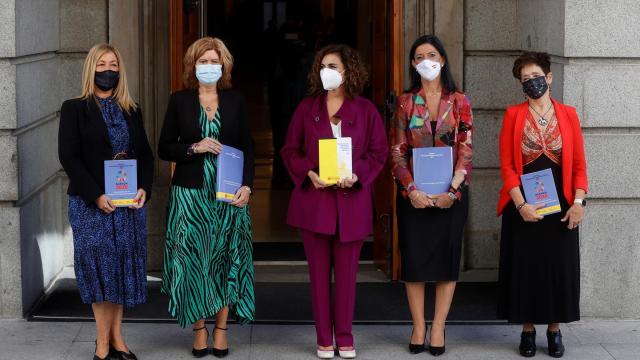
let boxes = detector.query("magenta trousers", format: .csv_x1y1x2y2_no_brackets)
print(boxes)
301,230,363,347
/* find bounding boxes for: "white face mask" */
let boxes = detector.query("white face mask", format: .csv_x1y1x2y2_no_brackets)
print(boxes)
195,64,222,85
320,68,344,91
415,59,442,81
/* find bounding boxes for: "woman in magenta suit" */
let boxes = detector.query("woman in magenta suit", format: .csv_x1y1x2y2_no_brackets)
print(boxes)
281,44,388,359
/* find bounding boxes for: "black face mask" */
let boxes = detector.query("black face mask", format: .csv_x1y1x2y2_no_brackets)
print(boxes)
522,75,549,99
95,70,120,91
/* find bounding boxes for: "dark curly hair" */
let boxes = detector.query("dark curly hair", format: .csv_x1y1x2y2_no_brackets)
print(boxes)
308,44,368,99
512,51,551,80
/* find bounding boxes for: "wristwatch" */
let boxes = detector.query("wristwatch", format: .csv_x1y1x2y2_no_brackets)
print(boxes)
447,191,457,202
574,198,586,207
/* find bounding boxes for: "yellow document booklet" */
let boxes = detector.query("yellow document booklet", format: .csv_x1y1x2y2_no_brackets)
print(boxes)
319,137,352,185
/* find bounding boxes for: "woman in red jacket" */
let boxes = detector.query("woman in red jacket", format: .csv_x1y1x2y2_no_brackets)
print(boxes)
497,52,588,358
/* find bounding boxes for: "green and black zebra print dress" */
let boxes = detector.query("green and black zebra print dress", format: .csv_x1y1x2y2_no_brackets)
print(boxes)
161,108,255,328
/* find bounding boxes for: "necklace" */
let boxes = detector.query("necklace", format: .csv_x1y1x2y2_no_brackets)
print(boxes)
199,92,218,113
424,89,442,97
529,102,553,126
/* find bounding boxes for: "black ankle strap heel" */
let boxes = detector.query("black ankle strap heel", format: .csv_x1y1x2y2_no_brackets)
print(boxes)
212,326,230,358
192,326,210,358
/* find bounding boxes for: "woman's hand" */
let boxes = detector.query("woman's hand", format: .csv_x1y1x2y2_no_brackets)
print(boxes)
561,204,584,229
193,137,223,154
337,173,358,188
408,190,434,209
518,203,544,222
452,170,466,188
307,170,328,189
230,186,251,208
95,194,116,214
432,193,454,209
129,189,147,209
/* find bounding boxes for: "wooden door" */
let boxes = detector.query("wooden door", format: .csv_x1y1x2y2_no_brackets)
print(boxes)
169,0,201,174
370,0,404,280
170,0,201,92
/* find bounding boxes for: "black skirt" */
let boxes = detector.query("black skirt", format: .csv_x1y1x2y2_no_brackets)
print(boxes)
397,188,468,282
497,155,580,324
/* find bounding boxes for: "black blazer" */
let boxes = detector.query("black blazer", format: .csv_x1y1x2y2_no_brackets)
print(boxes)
158,89,255,188
58,98,155,204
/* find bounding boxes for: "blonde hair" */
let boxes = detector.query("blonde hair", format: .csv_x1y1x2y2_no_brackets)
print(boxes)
80,43,137,113
183,37,234,89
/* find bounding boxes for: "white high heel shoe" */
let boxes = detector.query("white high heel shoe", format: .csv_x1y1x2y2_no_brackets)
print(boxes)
317,347,335,359
338,347,356,359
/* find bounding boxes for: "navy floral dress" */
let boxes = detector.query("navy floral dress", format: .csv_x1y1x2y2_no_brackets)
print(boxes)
68,96,147,307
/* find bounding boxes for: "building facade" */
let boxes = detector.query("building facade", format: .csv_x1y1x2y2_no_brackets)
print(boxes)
0,0,638,319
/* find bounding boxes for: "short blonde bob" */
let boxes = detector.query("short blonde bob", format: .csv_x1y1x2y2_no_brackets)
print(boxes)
80,43,136,113
183,37,234,89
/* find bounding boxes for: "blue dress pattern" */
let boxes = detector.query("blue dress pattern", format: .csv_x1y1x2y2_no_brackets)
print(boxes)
68,96,147,307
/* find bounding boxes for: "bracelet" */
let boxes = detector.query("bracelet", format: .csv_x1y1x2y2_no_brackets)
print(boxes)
516,201,527,211
187,143,196,156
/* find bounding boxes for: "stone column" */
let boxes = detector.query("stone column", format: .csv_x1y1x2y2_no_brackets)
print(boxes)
463,0,521,272
551,0,640,318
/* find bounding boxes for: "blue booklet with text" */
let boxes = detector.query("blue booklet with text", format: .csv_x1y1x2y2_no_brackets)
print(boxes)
104,159,138,207
216,145,244,203
520,168,561,216
412,146,453,195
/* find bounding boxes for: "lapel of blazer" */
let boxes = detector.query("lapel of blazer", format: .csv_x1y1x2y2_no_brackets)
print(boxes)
217,90,230,140
122,106,137,155
334,96,356,139
553,98,573,177
86,97,112,148
312,93,335,139
435,91,454,133
185,89,203,138
513,101,528,174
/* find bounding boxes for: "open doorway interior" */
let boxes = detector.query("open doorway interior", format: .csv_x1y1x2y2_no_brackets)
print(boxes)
203,0,380,270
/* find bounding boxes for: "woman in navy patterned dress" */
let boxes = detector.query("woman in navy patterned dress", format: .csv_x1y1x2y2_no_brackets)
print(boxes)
59,44,154,360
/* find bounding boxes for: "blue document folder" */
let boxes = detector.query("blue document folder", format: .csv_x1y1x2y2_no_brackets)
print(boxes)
104,159,138,207
520,168,561,216
216,145,244,203
412,146,453,195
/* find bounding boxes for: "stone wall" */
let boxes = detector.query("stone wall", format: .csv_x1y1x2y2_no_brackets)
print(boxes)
1,0,638,319
465,0,640,318
560,0,640,318
0,0,108,317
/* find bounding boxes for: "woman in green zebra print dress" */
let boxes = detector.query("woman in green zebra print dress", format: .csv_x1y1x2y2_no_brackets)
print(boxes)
158,37,255,358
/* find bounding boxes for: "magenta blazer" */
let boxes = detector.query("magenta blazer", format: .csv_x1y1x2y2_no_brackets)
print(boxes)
281,94,388,242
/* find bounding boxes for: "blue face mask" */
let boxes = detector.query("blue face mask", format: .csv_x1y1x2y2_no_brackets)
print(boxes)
195,64,222,85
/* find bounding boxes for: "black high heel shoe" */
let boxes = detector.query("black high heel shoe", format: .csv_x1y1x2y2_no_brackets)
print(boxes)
192,326,210,358
519,329,537,357
428,327,446,356
408,326,426,354
547,330,565,358
211,326,230,358
93,340,110,360
109,343,138,360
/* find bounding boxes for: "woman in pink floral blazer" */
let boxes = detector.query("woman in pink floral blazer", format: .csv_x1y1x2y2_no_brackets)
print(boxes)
390,35,473,356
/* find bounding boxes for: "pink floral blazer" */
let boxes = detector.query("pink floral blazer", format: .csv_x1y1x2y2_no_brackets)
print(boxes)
390,88,473,197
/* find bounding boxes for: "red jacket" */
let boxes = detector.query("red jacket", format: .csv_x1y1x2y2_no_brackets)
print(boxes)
497,99,588,216
280,94,388,242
